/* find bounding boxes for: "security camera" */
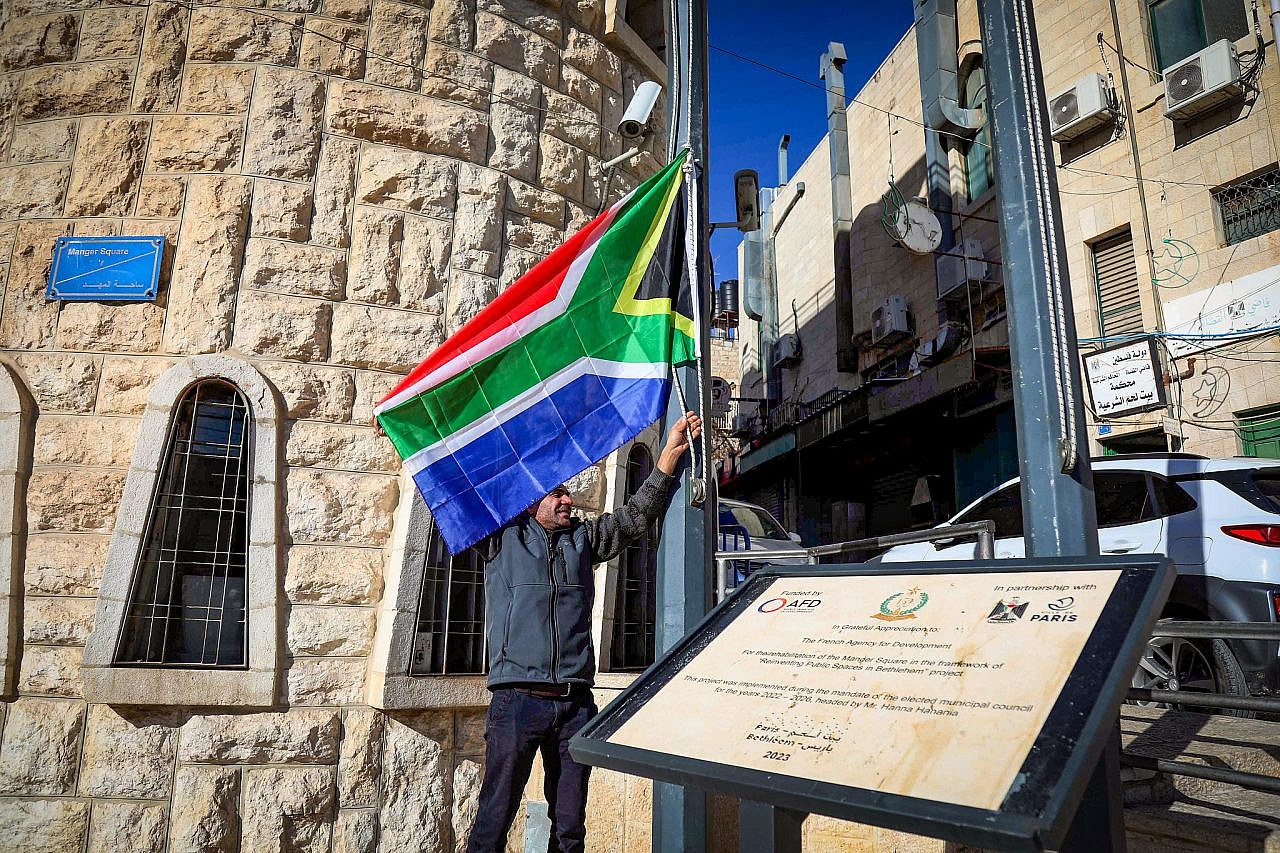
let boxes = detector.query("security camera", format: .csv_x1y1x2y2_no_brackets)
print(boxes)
618,81,662,139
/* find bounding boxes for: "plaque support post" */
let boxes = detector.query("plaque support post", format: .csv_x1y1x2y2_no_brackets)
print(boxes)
654,0,712,851
977,0,1120,850
738,802,804,853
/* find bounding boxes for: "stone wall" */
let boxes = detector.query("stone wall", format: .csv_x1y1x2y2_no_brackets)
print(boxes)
0,0,672,848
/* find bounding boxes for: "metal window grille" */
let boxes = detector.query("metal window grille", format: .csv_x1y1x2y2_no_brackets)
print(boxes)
610,445,657,671
116,380,250,668
409,508,486,675
1092,230,1144,338
1213,167,1280,246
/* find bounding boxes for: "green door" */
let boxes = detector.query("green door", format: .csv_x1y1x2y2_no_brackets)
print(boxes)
1240,408,1280,458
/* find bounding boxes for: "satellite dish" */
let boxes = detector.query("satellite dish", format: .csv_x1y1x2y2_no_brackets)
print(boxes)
895,201,943,254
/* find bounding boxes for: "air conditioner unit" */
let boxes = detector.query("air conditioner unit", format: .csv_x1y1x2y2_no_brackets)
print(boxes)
774,333,803,367
730,413,754,438
870,295,910,345
936,238,989,298
1164,39,1243,122
1049,72,1115,142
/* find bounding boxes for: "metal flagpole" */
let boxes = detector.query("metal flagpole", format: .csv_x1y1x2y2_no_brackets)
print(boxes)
653,0,711,850
977,0,1119,849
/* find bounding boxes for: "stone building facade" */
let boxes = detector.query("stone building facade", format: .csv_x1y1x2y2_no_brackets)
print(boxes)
0,0,687,849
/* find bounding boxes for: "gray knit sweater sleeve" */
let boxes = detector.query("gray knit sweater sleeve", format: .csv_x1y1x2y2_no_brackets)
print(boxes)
585,468,676,562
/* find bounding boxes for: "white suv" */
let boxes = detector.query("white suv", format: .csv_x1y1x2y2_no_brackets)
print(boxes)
878,454,1280,703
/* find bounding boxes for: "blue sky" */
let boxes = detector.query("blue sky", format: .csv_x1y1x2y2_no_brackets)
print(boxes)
705,1,915,283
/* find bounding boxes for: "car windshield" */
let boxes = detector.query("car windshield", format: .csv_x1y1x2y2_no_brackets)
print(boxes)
720,504,789,539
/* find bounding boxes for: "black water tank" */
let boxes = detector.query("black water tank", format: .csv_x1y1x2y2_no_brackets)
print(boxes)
717,279,739,317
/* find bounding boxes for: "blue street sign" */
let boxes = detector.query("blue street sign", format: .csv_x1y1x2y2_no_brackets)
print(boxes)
47,236,165,301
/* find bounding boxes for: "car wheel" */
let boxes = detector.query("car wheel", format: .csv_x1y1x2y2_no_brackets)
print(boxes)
1132,624,1254,718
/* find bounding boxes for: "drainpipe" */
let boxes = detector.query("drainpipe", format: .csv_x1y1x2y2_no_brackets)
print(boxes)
821,42,859,373
1272,0,1280,67
778,134,791,185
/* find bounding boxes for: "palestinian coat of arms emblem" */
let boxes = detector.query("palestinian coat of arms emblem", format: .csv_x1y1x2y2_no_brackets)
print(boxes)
872,587,929,621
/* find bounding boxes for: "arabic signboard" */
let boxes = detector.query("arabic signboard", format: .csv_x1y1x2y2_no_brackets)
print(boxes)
1162,262,1280,357
572,558,1172,852
47,236,165,301
1082,337,1166,419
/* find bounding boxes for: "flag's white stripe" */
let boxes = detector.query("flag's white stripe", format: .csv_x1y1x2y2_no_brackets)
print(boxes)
402,358,667,476
374,192,635,416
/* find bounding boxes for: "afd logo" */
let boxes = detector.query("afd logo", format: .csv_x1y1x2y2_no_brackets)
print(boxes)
757,597,822,613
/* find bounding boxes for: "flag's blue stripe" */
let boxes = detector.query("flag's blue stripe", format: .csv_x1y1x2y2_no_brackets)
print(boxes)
413,371,671,552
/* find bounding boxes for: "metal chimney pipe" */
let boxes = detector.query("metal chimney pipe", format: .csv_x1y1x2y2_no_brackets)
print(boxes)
777,134,791,185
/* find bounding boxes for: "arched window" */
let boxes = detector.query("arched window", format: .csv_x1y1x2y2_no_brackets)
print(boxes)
408,508,486,675
609,443,656,671
962,61,993,202
0,361,32,697
82,355,283,707
115,380,250,667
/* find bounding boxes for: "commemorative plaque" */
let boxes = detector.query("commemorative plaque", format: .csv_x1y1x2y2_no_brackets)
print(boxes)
572,557,1172,851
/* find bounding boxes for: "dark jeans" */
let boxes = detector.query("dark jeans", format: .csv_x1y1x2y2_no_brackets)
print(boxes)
466,688,598,853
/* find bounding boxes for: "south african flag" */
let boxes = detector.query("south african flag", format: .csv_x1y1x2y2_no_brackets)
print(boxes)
375,152,695,552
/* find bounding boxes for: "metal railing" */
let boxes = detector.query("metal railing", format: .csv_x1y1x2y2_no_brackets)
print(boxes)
712,520,996,603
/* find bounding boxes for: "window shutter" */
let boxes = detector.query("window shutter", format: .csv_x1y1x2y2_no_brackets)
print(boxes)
1092,231,1144,338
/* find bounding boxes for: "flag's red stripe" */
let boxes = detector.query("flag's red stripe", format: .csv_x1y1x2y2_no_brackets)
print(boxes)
379,206,613,407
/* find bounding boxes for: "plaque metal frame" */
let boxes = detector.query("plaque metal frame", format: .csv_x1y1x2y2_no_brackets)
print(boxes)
571,556,1173,852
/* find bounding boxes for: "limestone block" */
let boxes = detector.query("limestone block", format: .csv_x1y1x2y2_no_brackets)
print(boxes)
87,801,168,853
179,709,341,764
23,596,95,645
538,134,584,202
286,467,398,545
0,77,14,159
287,420,398,473
564,28,622,91
0,800,90,853
428,0,475,50
56,301,165,352
474,11,557,86
301,18,366,79
456,709,485,753
258,362,356,422
366,0,429,90
285,544,383,605
169,766,240,853
545,89,600,154
135,176,186,218
565,462,605,511
0,221,71,346
356,145,457,218
478,0,561,41
452,758,483,852
330,303,443,371
35,415,139,468
27,469,125,533
507,179,564,226
488,70,539,180
20,642,84,695
79,705,179,798
179,64,256,113
287,658,366,705
78,7,145,59
398,215,450,313
96,356,177,414
163,175,252,354
231,290,332,362
333,809,377,853
0,698,84,794
566,0,601,31
505,212,561,256
242,238,345,299
337,708,383,807
500,246,539,289
288,606,375,656
446,270,500,333
188,7,301,63
378,711,452,853
242,767,336,852
351,369,401,422
324,0,371,22
0,13,78,71
8,119,75,162
561,64,602,113
132,2,188,112
326,81,488,160
311,136,360,248
18,60,133,120
451,163,504,277
249,180,312,240
243,66,326,181
0,162,69,219
148,115,244,172
346,207,401,306
26,533,109,595
421,44,493,111
16,352,100,412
